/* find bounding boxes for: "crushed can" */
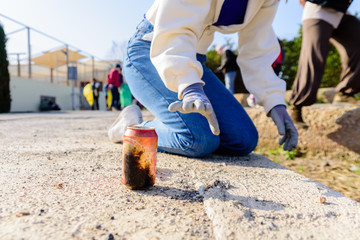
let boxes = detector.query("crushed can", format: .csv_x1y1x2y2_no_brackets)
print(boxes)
121,126,158,190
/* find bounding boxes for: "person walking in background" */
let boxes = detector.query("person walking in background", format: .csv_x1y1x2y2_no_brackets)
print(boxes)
104,83,110,110
272,38,285,77
91,78,101,110
289,0,360,128
109,0,298,157
107,64,123,111
215,45,239,94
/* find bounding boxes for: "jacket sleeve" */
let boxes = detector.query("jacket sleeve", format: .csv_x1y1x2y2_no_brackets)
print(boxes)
236,0,287,114
148,0,211,99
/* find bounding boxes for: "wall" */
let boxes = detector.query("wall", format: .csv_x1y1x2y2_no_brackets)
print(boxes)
10,77,105,112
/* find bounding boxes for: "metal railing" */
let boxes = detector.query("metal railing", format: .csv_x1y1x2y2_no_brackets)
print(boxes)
1,13,118,87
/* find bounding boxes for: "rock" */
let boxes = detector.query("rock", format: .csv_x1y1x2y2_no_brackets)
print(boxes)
285,88,336,104
318,196,327,204
234,93,250,107
318,88,336,103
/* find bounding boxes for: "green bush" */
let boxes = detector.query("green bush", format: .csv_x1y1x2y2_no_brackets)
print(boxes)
0,23,11,113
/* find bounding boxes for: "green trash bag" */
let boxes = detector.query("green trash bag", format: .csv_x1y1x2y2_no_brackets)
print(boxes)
120,83,133,108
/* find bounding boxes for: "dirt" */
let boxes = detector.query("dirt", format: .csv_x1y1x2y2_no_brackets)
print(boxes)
246,104,360,203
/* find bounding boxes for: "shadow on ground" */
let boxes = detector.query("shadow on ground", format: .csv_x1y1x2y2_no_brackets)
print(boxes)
327,107,360,154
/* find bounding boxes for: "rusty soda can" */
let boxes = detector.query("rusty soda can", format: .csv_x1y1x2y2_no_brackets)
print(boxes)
121,126,158,190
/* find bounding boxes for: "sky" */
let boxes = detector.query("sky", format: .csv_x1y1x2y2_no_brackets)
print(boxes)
0,0,359,63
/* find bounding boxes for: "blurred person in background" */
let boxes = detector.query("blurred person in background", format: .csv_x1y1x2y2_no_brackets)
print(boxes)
272,38,285,77
104,83,110,110
215,45,239,94
107,64,123,111
91,78,101,110
289,0,360,129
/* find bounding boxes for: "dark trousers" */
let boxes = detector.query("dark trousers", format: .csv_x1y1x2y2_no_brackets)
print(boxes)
290,14,360,107
110,85,120,110
92,96,99,110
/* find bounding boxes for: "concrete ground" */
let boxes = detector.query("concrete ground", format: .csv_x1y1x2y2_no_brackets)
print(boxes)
0,110,360,240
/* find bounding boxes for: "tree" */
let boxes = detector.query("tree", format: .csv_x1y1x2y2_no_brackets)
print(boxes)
205,47,221,70
0,23,11,113
281,27,302,90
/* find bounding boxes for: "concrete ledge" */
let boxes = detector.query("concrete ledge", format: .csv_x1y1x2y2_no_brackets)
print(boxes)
197,154,360,239
0,111,359,239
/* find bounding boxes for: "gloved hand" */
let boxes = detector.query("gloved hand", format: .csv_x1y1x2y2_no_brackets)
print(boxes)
215,67,222,74
270,105,298,151
168,83,220,135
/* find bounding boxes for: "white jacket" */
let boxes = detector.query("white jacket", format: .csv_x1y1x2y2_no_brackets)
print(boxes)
146,0,286,114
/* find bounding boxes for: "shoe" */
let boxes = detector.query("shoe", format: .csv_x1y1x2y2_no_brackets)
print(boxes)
289,105,308,129
246,94,256,108
333,92,359,104
108,104,143,143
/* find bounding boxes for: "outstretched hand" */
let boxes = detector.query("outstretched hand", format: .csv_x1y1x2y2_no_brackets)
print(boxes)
270,105,298,151
168,84,220,135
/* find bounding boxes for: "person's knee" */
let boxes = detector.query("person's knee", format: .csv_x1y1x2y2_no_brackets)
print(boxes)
191,134,220,158
179,132,220,158
240,129,258,156
219,127,258,156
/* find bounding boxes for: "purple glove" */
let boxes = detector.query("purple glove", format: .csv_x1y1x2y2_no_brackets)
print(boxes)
270,105,298,151
168,83,220,135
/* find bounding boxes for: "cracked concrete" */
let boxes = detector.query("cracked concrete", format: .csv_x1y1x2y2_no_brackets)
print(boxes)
0,110,359,240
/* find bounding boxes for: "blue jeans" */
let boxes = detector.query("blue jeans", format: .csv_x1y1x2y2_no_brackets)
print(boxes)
224,71,236,94
123,19,258,157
